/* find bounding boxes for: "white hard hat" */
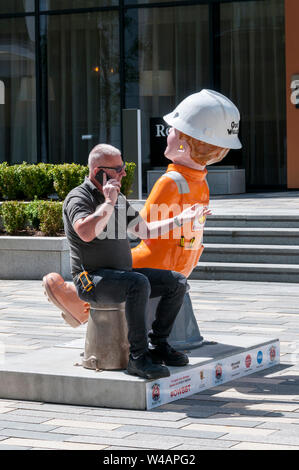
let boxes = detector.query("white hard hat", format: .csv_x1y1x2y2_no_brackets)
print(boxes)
163,89,242,149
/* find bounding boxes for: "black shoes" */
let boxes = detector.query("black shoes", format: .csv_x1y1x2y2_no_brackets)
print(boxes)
127,352,170,379
148,341,189,367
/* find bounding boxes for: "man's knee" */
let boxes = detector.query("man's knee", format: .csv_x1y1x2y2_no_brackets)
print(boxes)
171,271,188,294
128,272,151,296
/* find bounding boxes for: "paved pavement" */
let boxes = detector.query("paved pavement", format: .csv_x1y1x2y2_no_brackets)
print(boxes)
209,190,299,215
0,278,299,450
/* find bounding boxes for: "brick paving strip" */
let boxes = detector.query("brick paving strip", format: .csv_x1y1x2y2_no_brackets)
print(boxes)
0,279,299,450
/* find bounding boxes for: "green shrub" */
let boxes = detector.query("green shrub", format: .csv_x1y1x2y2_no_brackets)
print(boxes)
0,162,24,200
18,163,54,200
121,162,136,197
0,201,26,234
38,201,64,235
25,197,41,230
51,164,89,200
0,161,136,202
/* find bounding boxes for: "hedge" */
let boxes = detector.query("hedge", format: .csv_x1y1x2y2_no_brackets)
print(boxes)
0,200,64,236
0,161,136,201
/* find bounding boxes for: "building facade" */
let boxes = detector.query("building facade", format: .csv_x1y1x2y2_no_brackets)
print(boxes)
0,0,298,191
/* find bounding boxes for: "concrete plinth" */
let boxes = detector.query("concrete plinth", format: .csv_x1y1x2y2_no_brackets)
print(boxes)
0,335,279,410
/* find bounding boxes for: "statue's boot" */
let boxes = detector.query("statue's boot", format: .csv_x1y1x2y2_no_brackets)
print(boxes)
43,272,90,328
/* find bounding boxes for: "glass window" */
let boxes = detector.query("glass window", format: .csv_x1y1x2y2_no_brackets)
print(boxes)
0,17,37,164
125,5,210,184
45,11,120,164
0,0,34,14
219,0,286,188
40,0,117,10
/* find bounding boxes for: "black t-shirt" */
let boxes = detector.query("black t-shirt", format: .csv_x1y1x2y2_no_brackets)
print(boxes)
63,177,141,278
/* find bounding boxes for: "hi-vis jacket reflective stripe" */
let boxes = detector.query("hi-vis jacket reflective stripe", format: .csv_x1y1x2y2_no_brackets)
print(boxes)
131,163,209,278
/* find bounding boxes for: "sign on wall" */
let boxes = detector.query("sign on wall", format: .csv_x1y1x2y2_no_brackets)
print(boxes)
150,117,170,167
291,75,299,108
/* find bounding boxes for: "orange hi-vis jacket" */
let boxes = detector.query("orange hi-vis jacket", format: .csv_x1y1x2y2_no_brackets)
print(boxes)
131,163,209,278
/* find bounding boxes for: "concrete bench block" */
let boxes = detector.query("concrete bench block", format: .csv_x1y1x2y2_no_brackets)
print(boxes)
0,236,71,281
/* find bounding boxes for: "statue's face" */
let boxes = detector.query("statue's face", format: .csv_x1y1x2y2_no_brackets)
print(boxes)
164,127,182,161
164,127,202,169
164,127,229,169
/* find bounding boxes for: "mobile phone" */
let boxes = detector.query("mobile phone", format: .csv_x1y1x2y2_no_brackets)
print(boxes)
95,169,107,186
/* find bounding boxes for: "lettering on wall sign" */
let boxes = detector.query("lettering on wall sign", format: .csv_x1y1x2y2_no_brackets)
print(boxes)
290,78,299,108
150,117,171,167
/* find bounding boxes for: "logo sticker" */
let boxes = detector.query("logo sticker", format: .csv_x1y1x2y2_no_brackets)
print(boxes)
152,383,161,403
269,346,276,362
245,354,252,369
257,351,263,365
215,364,223,381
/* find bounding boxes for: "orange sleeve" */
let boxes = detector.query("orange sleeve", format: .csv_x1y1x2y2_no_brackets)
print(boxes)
140,175,181,222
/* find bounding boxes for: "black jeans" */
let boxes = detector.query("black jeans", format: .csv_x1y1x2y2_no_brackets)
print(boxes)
75,267,187,356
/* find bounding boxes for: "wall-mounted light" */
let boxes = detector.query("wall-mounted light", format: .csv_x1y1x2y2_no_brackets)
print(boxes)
0,80,4,104
93,66,100,73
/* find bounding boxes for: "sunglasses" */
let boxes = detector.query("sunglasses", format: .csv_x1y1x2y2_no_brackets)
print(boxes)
97,162,126,173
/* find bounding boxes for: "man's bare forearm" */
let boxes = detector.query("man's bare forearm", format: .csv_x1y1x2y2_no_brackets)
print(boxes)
74,201,115,242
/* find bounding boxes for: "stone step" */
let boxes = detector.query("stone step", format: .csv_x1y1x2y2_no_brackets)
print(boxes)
203,227,299,245
201,244,299,265
191,262,299,283
205,215,299,228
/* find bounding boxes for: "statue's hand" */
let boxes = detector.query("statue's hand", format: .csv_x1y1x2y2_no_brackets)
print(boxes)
177,203,203,226
203,206,212,217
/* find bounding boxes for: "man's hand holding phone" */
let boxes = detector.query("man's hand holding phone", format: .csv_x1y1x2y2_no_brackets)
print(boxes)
101,172,121,206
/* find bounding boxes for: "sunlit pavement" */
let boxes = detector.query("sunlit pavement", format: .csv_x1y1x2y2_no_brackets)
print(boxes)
0,278,298,450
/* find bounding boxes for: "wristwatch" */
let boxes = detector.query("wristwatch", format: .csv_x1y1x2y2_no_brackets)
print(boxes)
174,216,183,227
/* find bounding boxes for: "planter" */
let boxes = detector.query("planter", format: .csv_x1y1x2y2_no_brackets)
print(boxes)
0,236,71,280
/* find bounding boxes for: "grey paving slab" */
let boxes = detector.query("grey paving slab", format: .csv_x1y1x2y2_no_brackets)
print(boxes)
8,403,95,414
7,410,187,428
180,416,263,428
172,444,227,450
104,446,148,450
0,414,53,424
125,432,234,449
65,433,235,449
118,424,225,440
219,431,299,446
64,434,178,450
0,421,59,432
49,427,135,439
257,422,299,432
0,429,74,441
